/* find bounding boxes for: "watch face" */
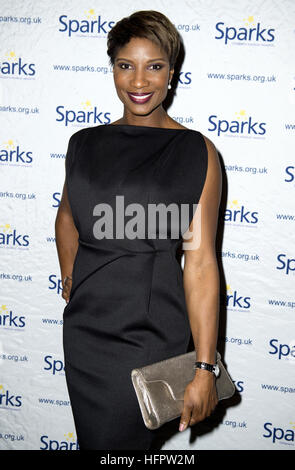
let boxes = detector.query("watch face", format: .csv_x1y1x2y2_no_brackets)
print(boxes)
214,364,220,377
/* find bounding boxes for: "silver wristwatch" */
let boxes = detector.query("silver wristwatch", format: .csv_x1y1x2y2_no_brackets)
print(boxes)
194,361,220,377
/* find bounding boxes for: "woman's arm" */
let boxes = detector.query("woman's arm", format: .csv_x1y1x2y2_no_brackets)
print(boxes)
179,134,222,432
183,135,222,364
55,180,79,302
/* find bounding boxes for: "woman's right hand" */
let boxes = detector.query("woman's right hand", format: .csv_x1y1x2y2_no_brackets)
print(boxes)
62,275,72,303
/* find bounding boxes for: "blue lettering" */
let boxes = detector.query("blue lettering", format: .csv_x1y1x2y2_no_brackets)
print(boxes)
40,435,49,450
44,355,65,375
234,380,244,393
40,435,79,450
215,22,275,44
52,192,61,207
276,254,295,275
269,338,295,359
18,316,26,328
267,29,275,41
56,105,111,127
58,15,68,32
48,274,63,294
58,14,114,37
263,422,273,438
215,22,224,40
285,166,294,182
208,115,266,137
263,422,295,443
56,105,64,122
269,338,278,355
68,19,80,37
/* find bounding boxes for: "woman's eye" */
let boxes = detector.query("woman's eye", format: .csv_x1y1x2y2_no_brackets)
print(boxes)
119,63,131,69
150,64,163,70
118,63,163,70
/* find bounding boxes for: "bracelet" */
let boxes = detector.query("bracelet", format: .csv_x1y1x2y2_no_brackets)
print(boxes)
63,275,72,285
194,361,220,377
194,361,215,372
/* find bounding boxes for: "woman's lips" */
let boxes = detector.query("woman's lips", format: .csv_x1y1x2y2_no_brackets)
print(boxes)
127,92,154,104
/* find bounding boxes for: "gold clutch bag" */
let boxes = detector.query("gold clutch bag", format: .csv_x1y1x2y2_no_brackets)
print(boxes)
131,350,235,430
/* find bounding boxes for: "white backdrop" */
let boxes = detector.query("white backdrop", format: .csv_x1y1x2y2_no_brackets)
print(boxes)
0,0,295,451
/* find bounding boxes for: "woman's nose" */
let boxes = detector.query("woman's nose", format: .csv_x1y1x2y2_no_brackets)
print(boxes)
130,70,149,89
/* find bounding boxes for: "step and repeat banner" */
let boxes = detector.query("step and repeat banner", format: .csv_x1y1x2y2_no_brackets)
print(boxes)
0,0,294,451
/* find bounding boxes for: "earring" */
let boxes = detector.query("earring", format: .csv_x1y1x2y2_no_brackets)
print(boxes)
168,82,172,89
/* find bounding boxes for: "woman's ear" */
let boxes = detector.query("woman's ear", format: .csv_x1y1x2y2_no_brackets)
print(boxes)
169,68,174,83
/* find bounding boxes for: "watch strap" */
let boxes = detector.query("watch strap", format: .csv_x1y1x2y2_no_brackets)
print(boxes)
194,361,215,373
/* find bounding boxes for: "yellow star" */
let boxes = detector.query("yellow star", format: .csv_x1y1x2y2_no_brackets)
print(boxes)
0,224,12,233
85,9,95,19
81,100,93,110
5,139,15,150
6,51,16,61
243,16,255,26
229,200,240,209
234,110,246,120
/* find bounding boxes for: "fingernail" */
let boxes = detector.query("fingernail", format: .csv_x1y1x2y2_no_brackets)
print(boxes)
179,423,185,432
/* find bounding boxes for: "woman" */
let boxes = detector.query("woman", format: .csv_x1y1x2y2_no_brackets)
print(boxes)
55,10,222,450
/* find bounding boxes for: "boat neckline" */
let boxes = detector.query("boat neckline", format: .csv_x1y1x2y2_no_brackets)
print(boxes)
107,123,192,131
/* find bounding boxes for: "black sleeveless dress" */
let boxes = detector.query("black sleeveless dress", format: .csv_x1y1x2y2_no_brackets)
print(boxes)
62,123,208,450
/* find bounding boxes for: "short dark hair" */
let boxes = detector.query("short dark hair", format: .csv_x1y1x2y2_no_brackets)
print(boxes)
107,10,181,70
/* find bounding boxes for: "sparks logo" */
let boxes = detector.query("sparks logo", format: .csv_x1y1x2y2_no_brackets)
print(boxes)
56,100,111,127
276,254,295,275
263,422,295,445
0,223,30,247
178,71,192,86
284,166,295,183
0,51,36,77
208,110,266,137
40,432,79,450
268,338,295,360
44,355,65,375
0,304,26,329
58,9,115,37
0,384,22,408
222,284,251,310
224,200,259,225
215,16,275,45
52,192,61,208
48,274,63,295
0,139,33,164
233,380,244,393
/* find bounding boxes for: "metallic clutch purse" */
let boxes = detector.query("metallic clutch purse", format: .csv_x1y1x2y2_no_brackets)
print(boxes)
131,350,235,430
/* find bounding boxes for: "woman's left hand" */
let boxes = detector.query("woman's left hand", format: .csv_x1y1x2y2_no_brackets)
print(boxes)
179,369,218,432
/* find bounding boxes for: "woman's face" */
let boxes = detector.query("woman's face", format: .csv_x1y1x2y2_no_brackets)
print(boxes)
113,37,173,116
